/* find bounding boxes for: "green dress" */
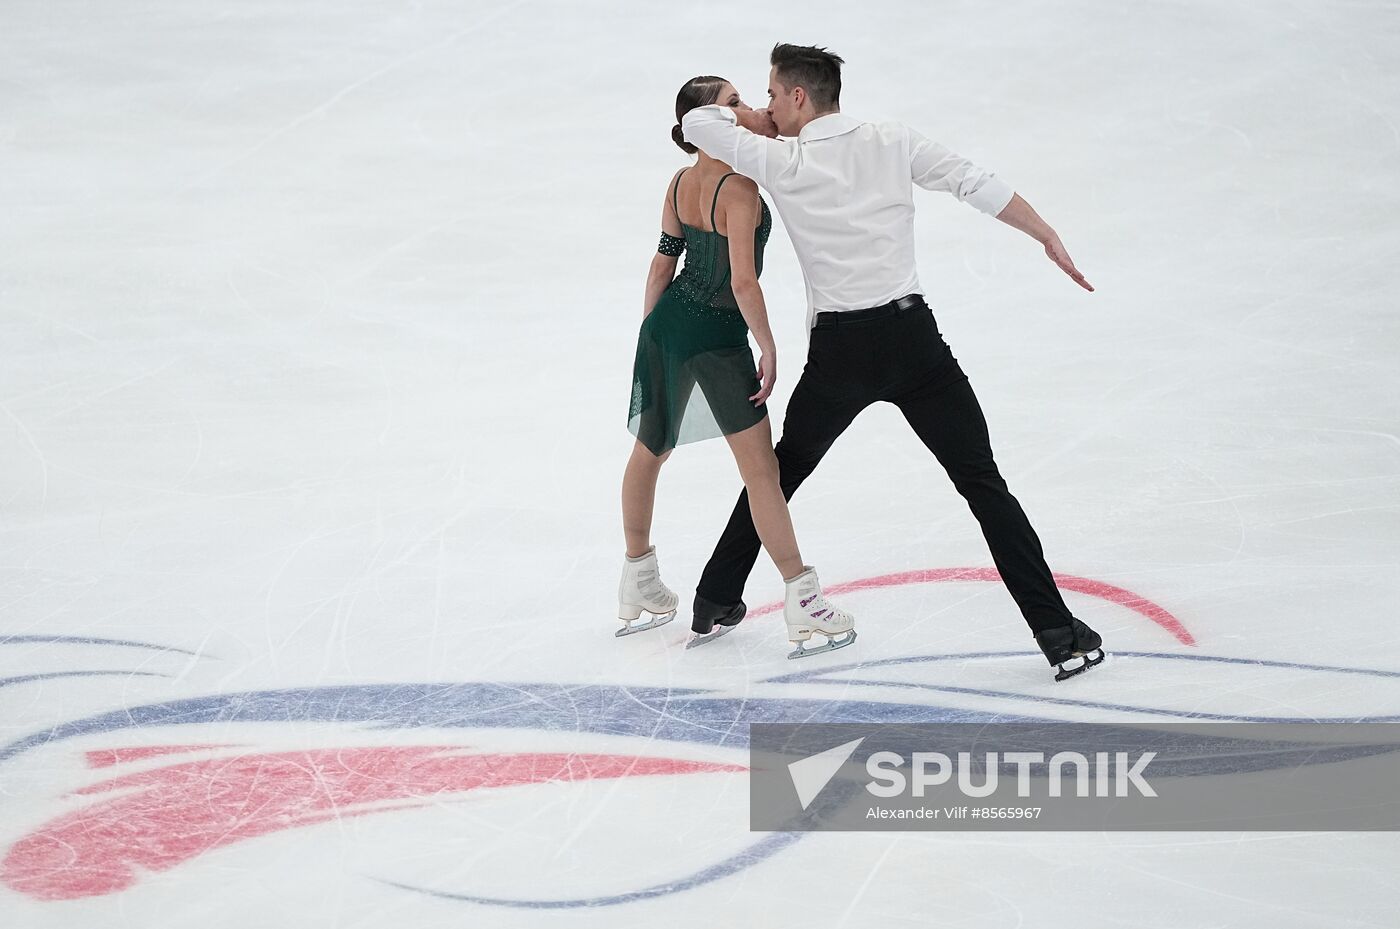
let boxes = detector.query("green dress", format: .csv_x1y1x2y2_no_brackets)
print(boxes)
628,170,774,455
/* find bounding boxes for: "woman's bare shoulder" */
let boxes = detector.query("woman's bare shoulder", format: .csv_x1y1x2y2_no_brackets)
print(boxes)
722,173,758,194
718,172,760,208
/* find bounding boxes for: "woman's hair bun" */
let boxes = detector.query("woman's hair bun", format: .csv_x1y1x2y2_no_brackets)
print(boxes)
671,123,696,155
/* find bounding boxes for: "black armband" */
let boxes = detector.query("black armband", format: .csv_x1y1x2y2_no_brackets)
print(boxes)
657,231,685,257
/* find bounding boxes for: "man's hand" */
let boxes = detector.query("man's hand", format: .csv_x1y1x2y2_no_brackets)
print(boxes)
736,108,779,139
1044,234,1093,292
994,195,1094,292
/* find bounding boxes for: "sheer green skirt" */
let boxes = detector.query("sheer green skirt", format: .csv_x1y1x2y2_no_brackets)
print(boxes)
627,288,767,456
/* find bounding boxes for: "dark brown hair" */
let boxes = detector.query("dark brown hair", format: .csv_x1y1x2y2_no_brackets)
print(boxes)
672,75,728,154
770,43,844,111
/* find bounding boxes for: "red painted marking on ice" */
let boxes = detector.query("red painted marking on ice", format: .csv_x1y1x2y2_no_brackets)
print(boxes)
85,744,239,767
749,567,1195,646
2,746,742,901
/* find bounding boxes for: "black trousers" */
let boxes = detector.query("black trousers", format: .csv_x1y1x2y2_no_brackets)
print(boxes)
695,296,1075,634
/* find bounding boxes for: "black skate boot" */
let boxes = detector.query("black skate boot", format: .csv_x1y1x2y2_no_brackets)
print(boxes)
1034,619,1105,682
687,594,746,649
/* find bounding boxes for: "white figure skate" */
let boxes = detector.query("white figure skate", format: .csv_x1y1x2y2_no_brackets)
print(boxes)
784,565,856,659
616,547,679,636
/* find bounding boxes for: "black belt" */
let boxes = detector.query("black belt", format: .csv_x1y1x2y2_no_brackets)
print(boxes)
813,293,927,328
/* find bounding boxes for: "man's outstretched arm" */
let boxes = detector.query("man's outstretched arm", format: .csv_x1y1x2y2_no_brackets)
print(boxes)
907,127,1092,292
995,194,1095,292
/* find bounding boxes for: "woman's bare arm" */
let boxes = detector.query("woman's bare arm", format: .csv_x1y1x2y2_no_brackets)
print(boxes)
643,170,686,315
722,179,777,405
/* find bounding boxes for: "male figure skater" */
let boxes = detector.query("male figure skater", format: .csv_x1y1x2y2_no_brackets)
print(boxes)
682,43,1104,680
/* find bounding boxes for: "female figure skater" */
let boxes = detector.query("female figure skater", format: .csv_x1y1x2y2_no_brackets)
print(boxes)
618,76,856,658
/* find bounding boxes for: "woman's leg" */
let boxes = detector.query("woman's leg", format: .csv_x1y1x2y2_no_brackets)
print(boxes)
723,417,803,580
621,440,670,557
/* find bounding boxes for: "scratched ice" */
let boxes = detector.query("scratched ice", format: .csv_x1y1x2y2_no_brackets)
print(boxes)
3,0,1399,927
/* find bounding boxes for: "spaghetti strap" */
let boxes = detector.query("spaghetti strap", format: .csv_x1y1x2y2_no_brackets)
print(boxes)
709,172,737,232
670,168,688,223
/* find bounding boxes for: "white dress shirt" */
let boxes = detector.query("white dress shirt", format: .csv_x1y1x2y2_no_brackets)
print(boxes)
681,106,1016,330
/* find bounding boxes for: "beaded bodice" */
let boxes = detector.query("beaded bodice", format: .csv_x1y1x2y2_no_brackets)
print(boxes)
668,170,772,312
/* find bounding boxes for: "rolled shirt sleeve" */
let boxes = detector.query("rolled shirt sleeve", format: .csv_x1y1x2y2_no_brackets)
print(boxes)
907,127,1015,216
681,105,780,186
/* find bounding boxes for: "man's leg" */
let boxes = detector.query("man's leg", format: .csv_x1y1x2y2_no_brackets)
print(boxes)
695,357,870,612
891,363,1076,634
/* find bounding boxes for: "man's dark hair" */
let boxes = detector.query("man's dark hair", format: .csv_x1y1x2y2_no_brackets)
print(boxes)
672,75,728,154
770,43,844,111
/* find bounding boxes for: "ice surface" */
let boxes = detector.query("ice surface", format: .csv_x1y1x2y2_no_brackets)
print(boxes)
3,0,1400,926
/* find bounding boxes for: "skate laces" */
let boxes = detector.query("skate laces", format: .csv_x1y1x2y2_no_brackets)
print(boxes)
635,564,676,606
799,589,849,626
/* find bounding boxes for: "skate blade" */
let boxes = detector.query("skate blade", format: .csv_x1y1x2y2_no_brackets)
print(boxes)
685,624,735,649
1054,648,1106,682
615,611,676,637
786,629,857,660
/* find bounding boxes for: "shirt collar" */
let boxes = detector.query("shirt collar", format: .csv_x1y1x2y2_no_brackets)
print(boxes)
796,112,861,143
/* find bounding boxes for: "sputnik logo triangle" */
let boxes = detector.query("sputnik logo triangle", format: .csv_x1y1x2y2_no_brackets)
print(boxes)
787,737,865,810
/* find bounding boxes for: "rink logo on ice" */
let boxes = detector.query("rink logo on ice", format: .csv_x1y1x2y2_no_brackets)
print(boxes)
12,585,1400,907
0,742,743,902
750,723,1400,832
